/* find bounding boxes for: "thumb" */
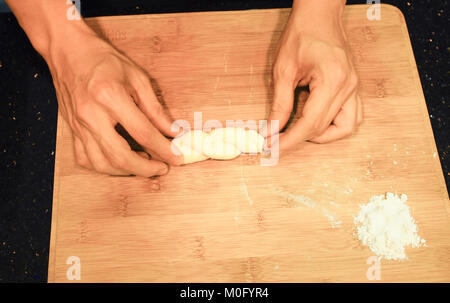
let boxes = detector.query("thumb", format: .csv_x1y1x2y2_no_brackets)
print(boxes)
131,72,180,138
265,76,295,138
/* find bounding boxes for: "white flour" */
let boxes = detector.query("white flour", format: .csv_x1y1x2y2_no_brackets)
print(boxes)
354,193,426,260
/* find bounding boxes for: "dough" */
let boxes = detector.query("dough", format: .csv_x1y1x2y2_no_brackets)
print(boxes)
202,132,241,160
209,127,264,154
172,127,265,164
171,130,210,164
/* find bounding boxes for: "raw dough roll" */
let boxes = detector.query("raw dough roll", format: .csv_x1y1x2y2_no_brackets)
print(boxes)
172,127,265,164
202,131,242,160
171,130,210,164
209,127,264,154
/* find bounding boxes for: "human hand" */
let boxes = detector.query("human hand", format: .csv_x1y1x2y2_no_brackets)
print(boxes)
267,0,362,150
47,29,183,176
6,0,183,176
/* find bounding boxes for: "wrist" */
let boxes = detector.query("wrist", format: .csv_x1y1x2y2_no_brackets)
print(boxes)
291,0,345,27
293,0,346,13
289,0,347,45
44,22,100,66
292,0,345,23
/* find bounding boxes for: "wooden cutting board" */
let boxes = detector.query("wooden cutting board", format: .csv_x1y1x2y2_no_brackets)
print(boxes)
48,4,450,282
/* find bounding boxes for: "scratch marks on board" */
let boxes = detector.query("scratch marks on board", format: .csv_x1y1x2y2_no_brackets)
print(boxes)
242,257,261,282
194,236,206,260
256,210,266,230
240,165,254,206
117,194,129,217
78,220,88,243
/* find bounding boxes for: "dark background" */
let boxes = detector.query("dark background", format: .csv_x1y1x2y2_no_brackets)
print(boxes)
0,0,448,282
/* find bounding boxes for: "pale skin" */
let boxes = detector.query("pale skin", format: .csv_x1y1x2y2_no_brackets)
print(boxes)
6,0,361,177
267,0,362,149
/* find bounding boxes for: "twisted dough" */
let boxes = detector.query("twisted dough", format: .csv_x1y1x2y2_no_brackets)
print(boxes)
172,127,265,164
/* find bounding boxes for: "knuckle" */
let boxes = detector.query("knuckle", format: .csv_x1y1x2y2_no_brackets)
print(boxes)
303,116,326,137
100,139,130,170
90,81,119,102
75,156,89,168
325,61,347,88
92,161,110,174
333,66,348,86
109,151,128,170
271,101,291,115
75,102,92,123
311,117,327,134
273,61,294,81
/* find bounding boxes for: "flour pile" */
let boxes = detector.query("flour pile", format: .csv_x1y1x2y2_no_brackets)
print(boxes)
354,193,426,260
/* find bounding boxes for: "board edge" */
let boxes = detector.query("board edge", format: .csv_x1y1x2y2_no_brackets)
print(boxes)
47,112,64,283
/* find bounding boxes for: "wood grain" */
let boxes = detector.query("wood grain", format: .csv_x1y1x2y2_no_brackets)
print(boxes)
48,4,450,282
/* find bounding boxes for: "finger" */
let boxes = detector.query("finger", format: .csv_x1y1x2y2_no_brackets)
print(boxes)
261,57,297,137
268,80,295,132
316,85,356,135
73,135,93,169
277,86,333,151
130,71,180,138
137,151,151,159
83,131,130,176
99,124,170,177
309,93,358,144
97,86,183,166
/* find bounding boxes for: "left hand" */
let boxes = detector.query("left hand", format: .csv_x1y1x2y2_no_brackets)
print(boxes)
267,0,363,150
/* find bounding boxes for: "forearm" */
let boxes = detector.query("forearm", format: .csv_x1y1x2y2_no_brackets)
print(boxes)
293,0,346,14
290,0,347,44
5,0,95,60
292,0,346,23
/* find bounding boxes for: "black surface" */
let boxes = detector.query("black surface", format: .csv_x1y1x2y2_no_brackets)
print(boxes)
0,0,448,282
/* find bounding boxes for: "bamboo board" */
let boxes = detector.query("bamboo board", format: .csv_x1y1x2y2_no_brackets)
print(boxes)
48,5,450,282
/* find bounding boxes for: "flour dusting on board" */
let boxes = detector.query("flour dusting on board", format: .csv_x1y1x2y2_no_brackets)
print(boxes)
269,185,317,208
322,208,342,229
354,192,426,260
269,185,341,229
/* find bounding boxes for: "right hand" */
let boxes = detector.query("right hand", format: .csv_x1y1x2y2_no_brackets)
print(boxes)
47,29,183,177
